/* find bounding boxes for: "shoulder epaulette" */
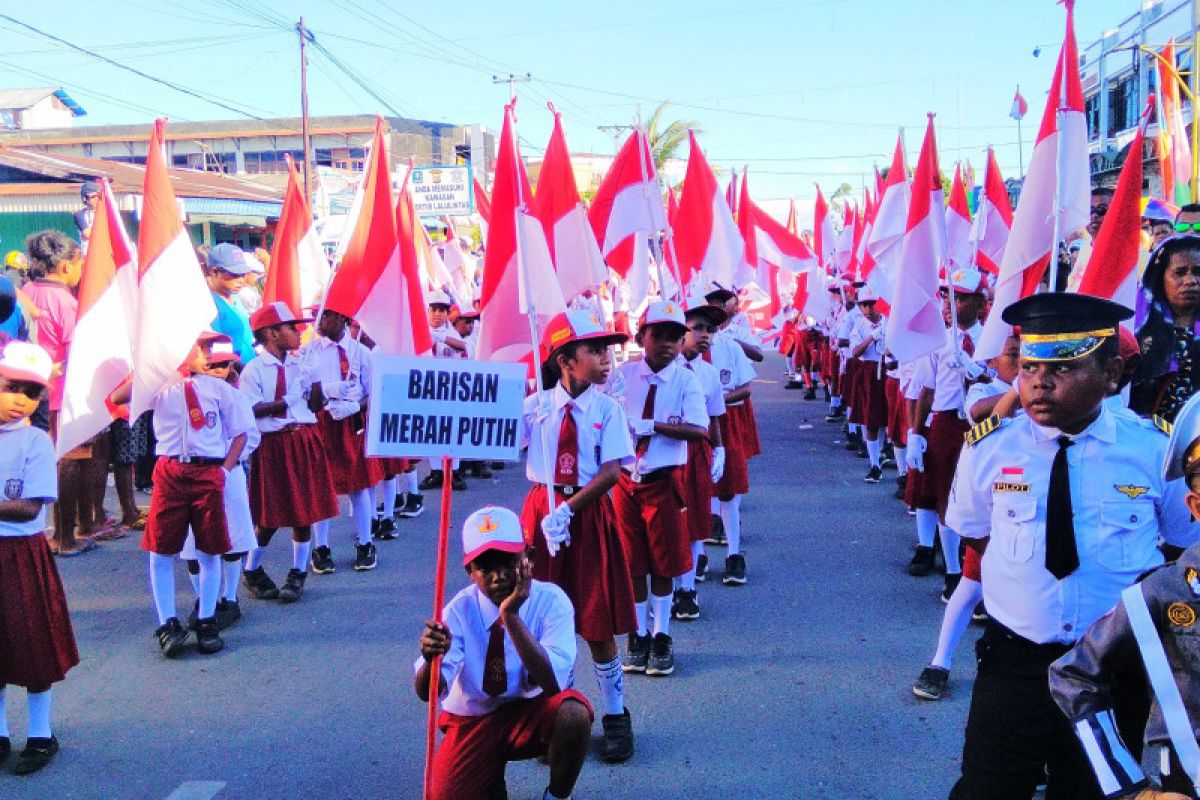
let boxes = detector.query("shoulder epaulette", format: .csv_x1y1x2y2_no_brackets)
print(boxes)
964,414,1002,447
1153,415,1173,436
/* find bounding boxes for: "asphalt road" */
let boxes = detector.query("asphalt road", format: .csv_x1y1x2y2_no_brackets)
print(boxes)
4,354,979,799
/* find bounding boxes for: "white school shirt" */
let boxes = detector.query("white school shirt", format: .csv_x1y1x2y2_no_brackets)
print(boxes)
835,306,860,357
726,312,760,348
412,579,577,717
523,383,634,485
909,322,982,414
609,359,708,473
946,405,1194,645
240,351,317,433
708,332,756,406
676,353,726,418
299,332,371,402
153,374,255,460
848,313,887,362
0,423,57,538
430,321,460,359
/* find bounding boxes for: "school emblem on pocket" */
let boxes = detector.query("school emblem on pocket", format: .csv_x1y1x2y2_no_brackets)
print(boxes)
4,478,22,499
720,369,732,385
205,411,218,429
1167,602,1196,628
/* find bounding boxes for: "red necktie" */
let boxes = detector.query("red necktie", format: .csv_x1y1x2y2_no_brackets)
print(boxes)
702,351,713,363
961,332,974,357
635,384,658,457
337,344,350,380
482,620,507,696
553,402,579,486
272,365,287,418
183,379,205,430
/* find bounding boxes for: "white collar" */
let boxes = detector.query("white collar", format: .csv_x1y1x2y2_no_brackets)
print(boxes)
553,382,594,412
1029,403,1117,445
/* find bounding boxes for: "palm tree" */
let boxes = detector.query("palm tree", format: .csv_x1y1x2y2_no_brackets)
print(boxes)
645,101,699,173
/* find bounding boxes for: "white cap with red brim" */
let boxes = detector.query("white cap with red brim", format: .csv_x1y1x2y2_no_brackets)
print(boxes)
940,266,985,295
540,309,627,364
250,301,313,332
637,300,688,332
461,506,526,566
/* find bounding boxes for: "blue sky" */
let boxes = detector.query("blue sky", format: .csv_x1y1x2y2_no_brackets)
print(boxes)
1,0,1138,216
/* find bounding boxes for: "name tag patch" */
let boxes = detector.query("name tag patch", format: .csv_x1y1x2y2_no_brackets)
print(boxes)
993,481,1030,493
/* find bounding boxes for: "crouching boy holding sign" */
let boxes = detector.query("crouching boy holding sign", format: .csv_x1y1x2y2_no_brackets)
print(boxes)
416,506,591,800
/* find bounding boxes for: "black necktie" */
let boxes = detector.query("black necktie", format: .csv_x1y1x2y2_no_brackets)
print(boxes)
1045,435,1079,580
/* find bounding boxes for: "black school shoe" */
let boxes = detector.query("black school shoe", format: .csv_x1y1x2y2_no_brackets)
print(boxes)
694,552,709,582
372,517,398,541
12,735,58,775
310,545,336,574
242,566,280,600
354,542,377,571
723,553,747,585
621,633,651,673
195,618,224,655
418,472,443,491
0,736,10,767
398,493,425,518
704,515,726,546
908,545,936,577
646,633,675,676
215,598,241,630
601,708,635,763
672,589,700,620
278,569,307,603
155,617,189,658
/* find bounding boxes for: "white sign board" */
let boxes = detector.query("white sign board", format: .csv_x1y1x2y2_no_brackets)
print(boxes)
410,164,474,216
367,356,524,460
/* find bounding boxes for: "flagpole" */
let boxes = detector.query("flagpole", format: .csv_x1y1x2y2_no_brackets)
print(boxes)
1015,84,1025,179
421,454,453,800
633,120,671,300
1046,86,1070,293
970,147,989,273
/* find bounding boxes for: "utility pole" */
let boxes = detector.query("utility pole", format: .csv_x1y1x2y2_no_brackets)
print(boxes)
491,72,532,102
297,18,314,203
598,124,633,153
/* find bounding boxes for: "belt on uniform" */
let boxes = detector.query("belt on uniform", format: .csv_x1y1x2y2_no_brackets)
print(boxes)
554,485,579,497
166,456,224,466
621,467,675,484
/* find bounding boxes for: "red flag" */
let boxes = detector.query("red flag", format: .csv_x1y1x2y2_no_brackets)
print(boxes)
737,170,817,284
866,134,910,301
1010,88,1028,121
588,129,666,282
786,198,799,236
265,156,329,314
674,131,748,288
945,163,973,271
474,177,492,224
812,185,835,270
970,147,1013,275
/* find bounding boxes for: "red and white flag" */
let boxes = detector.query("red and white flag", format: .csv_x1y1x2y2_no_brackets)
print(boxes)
786,198,799,236
535,107,609,302
442,217,478,305
945,163,973,271
834,203,855,274
977,0,1088,359
477,103,565,370
474,176,492,238
725,169,739,218
588,128,665,285
674,130,748,288
812,184,836,270
969,147,1013,275
265,156,329,314
132,119,215,417
885,115,947,365
1010,87,1028,121
738,170,818,275
866,134,910,301
58,178,137,456
324,117,432,356
1158,40,1193,206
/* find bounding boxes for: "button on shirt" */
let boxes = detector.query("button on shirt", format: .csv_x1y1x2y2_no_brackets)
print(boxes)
413,580,577,717
946,405,1194,644
708,332,756,406
909,323,982,414
240,351,317,432
676,354,726,419
0,423,57,538
848,313,887,362
609,359,708,472
153,374,255,460
299,333,372,404
523,383,634,484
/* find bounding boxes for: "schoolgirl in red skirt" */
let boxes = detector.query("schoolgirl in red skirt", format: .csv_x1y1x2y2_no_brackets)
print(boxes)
847,289,889,482
707,322,756,585
0,341,77,774
240,302,339,605
519,310,637,763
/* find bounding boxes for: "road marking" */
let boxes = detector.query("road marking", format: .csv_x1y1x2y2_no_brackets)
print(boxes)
165,781,226,800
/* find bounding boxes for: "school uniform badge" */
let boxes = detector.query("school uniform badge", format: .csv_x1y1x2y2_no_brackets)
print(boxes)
1167,602,1197,628
205,411,218,429
720,369,732,385
4,478,22,499
557,452,576,478
1186,567,1200,598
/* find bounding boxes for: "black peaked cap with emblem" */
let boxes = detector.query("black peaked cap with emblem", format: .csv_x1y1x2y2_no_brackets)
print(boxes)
1001,292,1132,333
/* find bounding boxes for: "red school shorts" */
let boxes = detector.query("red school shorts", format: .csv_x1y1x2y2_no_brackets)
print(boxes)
429,689,593,800
142,458,231,556
911,411,969,512
612,468,691,579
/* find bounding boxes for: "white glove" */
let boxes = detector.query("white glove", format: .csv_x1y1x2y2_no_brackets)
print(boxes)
540,503,573,557
329,379,363,403
631,418,656,437
533,395,554,424
282,379,306,409
327,399,361,421
710,446,726,483
907,431,927,472
949,351,985,380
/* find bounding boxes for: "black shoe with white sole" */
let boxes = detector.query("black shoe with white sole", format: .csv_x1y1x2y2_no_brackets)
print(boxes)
723,553,747,585
864,466,883,483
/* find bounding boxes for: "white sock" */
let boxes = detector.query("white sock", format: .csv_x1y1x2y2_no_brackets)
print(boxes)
186,567,200,596
313,518,330,549
931,578,983,670
865,437,881,468
292,539,312,572
650,593,671,637
148,553,176,625
245,547,264,571
721,496,742,555
680,541,703,591
196,553,221,619
634,601,648,636
405,471,419,494
0,686,8,737
26,689,51,738
915,509,938,548
939,524,962,575
592,656,625,717
709,497,720,516
895,446,908,476
831,396,841,409
350,489,373,545
377,477,398,518
222,557,242,602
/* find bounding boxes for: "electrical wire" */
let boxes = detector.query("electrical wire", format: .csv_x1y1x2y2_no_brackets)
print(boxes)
0,56,184,120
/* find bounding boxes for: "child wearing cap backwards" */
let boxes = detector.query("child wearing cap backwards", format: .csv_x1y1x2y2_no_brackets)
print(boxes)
142,331,253,657
0,340,77,775
848,288,889,484
673,301,727,613
610,301,709,677
240,301,339,605
416,506,592,800
301,308,382,574
521,310,638,763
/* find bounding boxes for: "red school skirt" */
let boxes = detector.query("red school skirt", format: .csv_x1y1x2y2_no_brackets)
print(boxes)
842,357,862,412
250,424,339,529
715,408,750,499
316,410,383,495
0,535,79,688
885,377,908,446
520,485,637,641
912,411,969,512
682,438,715,542
849,361,889,429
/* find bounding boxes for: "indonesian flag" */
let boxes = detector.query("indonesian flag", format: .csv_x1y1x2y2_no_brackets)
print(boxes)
834,204,855,273
1010,88,1028,121
667,186,679,226
1158,40,1193,206
442,217,478,304
132,119,215,417
977,0,1088,360
58,178,137,456
416,212,457,294
866,133,909,301
1078,104,1150,315
588,128,666,281
797,264,832,323
474,176,492,238
813,185,836,270
726,169,739,218
535,108,609,302
738,170,818,274
265,155,329,313
885,115,947,365
786,198,799,236
945,163,973,271
969,147,1013,275
324,117,432,356
477,102,566,370
674,130,749,288
856,189,876,281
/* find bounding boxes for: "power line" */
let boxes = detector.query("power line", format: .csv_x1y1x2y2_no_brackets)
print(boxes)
0,57,183,120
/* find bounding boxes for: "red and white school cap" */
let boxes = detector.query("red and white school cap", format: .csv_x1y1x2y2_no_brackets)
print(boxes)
941,266,985,295
462,506,526,566
0,340,52,386
540,309,627,363
637,300,688,332
856,286,880,304
249,301,313,332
